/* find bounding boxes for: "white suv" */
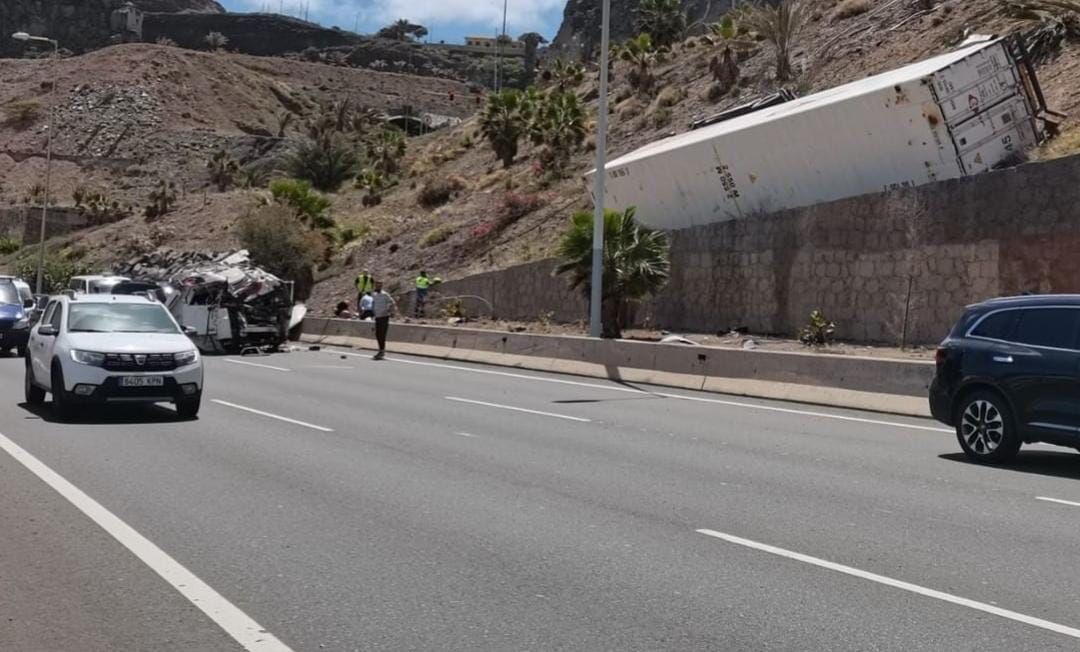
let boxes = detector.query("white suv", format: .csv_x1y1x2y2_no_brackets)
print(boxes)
25,293,203,420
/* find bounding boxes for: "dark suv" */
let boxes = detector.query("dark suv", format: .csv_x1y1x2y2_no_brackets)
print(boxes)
931,295,1080,463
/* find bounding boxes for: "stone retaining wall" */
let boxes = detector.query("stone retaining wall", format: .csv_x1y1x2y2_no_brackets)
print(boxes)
426,154,1080,345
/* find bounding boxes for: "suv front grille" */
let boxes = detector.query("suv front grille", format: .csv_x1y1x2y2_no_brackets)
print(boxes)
103,353,178,371
0,319,13,330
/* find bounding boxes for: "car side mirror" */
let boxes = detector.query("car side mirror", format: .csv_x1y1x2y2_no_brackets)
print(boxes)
38,324,56,337
23,298,34,309
182,326,198,337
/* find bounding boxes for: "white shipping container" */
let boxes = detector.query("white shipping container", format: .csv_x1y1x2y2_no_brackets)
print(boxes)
588,37,1041,230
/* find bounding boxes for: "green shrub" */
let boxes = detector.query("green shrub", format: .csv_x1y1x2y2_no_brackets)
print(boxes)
420,224,454,248
417,176,466,208
269,179,334,228
0,236,21,255
145,180,177,219
799,310,836,346
236,205,323,300
706,82,726,103
15,252,91,294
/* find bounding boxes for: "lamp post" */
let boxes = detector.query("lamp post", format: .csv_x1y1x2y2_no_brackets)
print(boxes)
589,0,611,338
12,32,59,295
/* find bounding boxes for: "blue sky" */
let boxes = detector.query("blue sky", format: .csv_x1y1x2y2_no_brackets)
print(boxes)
219,0,563,45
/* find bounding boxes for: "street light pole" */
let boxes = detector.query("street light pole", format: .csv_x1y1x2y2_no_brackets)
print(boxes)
589,0,611,338
12,32,58,295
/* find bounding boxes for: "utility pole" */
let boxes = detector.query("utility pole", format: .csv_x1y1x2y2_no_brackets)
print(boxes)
11,32,58,295
589,0,612,338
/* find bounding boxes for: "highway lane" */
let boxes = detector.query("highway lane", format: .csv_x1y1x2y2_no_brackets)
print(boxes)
1,349,1080,650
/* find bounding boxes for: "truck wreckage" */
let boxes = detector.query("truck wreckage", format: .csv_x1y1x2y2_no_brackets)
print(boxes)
117,249,305,354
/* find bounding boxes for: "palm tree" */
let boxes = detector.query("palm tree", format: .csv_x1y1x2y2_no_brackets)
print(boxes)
366,128,407,175
529,92,588,177
207,149,239,192
744,0,808,81
618,33,664,92
480,90,527,169
377,19,428,41
542,59,585,92
283,134,360,192
636,0,687,48
519,32,549,85
556,207,670,338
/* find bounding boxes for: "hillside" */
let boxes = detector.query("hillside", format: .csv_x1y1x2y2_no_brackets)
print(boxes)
1,0,1079,315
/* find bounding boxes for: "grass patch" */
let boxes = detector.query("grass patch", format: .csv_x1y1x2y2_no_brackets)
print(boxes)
420,224,455,248
832,0,871,21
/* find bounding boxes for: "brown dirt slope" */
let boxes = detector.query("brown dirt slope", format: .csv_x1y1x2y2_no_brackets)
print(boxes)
1,0,1078,314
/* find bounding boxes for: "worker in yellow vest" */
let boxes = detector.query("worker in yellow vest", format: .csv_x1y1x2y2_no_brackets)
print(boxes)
414,270,432,317
355,269,374,313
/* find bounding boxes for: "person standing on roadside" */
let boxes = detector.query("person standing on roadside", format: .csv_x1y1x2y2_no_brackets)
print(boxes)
414,270,432,318
371,281,396,360
355,269,375,313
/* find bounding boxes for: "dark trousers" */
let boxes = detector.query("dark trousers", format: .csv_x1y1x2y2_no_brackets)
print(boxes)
375,316,390,352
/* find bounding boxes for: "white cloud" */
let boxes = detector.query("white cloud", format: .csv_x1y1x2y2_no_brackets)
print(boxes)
225,0,562,37
371,0,564,33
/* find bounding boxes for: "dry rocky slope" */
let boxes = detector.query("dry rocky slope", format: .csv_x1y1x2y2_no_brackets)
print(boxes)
0,0,223,57
1,0,1079,317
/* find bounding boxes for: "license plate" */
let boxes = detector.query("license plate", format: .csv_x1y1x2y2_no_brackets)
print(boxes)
119,376,165,388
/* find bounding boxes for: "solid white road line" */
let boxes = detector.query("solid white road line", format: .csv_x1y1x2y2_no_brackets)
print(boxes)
324,348,950,433
455,432,479,438
0,431,293,652
224,358,291,372
1036,496,1080,508
696,528,1080,641
445,397,592,423
210,400,334,432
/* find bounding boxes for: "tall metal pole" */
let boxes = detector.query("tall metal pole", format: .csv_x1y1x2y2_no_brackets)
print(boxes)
497,0,508,92
589,0,611,338
35,38,58,295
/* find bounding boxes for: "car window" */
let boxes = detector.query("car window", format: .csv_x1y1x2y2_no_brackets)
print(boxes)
48,302,63,330
17,285,32,303
0,282,18,305
1013,308,1080,350
41,301,56,327
67,303,179,334
970,310,1020,341
68,279,83,292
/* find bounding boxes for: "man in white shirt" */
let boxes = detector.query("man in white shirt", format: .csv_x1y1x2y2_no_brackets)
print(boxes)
371,281,396,360
359,292,375,320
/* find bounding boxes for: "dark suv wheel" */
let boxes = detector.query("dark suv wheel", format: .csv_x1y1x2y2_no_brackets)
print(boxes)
955,390,1021,464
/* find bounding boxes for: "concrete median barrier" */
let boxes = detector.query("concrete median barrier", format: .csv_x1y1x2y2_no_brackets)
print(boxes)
300,318,935,417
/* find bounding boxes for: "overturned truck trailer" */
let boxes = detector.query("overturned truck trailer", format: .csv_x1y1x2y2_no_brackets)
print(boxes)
588,36,1058,230
120,249,299,354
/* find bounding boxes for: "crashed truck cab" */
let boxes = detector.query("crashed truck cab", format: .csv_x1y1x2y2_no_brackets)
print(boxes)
171,272,295,354
120,249,305,355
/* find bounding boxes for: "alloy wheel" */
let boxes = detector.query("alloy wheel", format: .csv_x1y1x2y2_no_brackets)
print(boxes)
960,399,1005,455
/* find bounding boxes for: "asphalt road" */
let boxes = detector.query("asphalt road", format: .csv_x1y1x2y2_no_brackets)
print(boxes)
2,345,1080,651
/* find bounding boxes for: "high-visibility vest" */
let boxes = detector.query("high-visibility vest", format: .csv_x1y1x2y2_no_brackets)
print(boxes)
355,274,374,293
415,276,432,290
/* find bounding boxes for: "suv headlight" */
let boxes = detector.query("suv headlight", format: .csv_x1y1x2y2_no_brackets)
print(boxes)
70,350,106,366
14,318,28,329
174,350,199,366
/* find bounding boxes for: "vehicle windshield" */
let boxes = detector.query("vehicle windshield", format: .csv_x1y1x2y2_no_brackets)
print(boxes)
0,282,18,305
67,303,179,334
89,278,126,293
